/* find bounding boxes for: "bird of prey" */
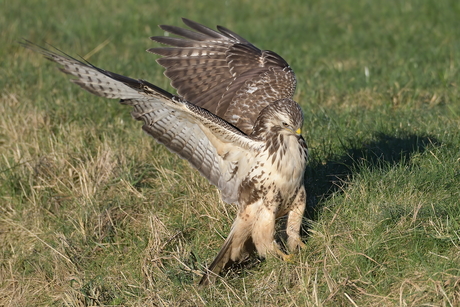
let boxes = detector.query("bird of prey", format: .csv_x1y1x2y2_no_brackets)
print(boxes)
23,18,308,285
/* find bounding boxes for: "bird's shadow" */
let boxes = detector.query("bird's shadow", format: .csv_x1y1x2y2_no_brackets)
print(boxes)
302,131,440,224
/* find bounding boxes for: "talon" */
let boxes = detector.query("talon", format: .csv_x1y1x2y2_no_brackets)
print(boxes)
274,246,288,258
281,253,296,263
272,245,296,263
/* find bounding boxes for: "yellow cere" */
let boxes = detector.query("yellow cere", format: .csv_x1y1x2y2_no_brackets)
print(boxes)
296,128,302,135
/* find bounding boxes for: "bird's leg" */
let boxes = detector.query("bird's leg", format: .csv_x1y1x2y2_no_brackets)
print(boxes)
250,203,279,258
286,186,307,252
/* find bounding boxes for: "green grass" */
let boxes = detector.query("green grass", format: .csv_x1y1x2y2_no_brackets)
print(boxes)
1,0,459,306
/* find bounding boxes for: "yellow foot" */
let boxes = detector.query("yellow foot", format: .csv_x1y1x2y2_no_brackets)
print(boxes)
281,253,296,263
273,246,296,263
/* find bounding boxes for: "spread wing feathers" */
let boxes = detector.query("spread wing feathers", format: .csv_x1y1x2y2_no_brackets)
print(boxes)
124,97,258,203
22,41,262,203
149,18,297,135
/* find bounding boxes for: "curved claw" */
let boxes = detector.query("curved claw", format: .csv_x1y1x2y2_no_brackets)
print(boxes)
272,245,296,263
281,253,296,263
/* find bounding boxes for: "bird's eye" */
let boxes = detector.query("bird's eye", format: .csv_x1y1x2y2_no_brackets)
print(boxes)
282,122,289,127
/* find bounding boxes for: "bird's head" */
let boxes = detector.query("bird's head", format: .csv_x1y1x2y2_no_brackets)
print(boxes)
251,98,304,139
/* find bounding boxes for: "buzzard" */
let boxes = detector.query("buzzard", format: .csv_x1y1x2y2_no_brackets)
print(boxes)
23,18,308,285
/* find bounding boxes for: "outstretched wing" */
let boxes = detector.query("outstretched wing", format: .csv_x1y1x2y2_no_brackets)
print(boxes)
149,18,297,135
22,41,261,203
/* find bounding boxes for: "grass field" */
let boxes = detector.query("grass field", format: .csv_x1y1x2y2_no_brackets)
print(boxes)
1,0,459,306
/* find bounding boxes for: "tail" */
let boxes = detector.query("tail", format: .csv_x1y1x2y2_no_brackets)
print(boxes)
20,40,173,101
199,231,235,286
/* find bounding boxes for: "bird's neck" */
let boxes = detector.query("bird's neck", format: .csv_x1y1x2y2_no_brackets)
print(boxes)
263,132,307,179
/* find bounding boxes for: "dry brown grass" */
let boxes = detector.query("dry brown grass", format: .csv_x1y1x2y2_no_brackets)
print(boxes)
2,57,460,307
2,0,460,305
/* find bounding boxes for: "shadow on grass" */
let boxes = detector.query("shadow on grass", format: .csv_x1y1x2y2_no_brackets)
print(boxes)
303,132,440,222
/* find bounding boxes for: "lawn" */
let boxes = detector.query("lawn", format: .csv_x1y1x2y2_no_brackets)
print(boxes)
1,0,459,306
